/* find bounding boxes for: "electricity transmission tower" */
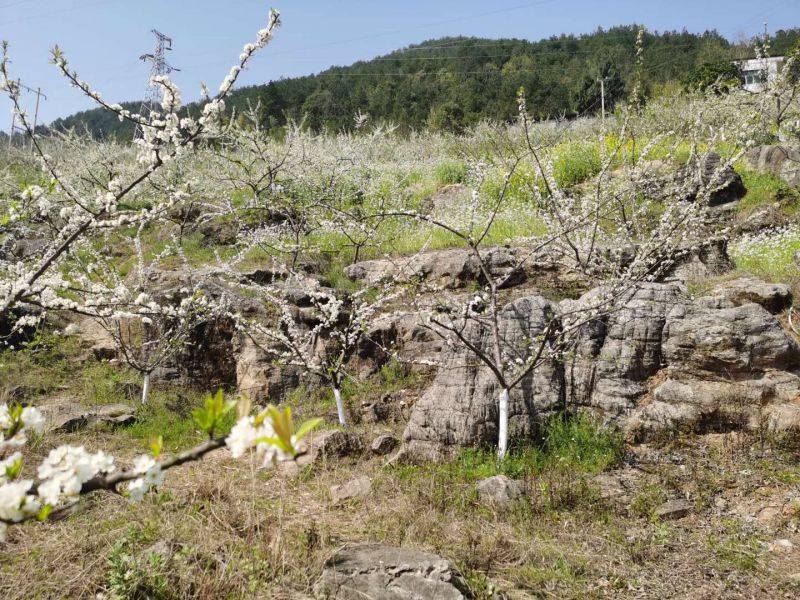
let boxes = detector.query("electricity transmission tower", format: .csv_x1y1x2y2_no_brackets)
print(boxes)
135,29,179,138
7,79,46,152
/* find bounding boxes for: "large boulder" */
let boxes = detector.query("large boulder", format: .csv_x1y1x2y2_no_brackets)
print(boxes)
627,299,800,440
703,277,792,314
563,282,686,417
39,400,136,433
400,295,563,462
345,247,523,289
397,277,800,455
315,544,465,600
664,239,733,282
675,152,747,207
660,302,799,374
746,145,800,188
360,310,443,373
235,337,303,402
181,316,238,389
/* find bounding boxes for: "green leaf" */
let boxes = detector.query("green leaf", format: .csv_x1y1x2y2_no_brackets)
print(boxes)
295,418,323,441
150,435,163,458
4,455,22,481
254,435,293,454
269,405,294,450
192,389,237,437
37,504,53,522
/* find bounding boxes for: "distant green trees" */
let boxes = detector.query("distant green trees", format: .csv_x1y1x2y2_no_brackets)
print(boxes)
683,61,743,93
48,26,800,139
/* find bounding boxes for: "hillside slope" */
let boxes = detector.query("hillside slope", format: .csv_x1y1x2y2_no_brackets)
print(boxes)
49,26,800,139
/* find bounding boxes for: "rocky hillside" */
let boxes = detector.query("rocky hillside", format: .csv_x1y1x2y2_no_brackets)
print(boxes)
3,92,800,596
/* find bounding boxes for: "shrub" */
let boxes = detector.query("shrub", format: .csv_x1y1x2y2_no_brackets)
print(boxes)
553,142,601,188
434,160,468,186
106,527,174,600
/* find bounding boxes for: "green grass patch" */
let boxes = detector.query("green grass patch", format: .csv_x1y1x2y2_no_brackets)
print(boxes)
0,330,82,397
736,167,800,214
707,519,763,572
730,226,800,281
553,141,602,188
393,412,624,484
123,390,235,453
511,554,590,593
433,160,468,186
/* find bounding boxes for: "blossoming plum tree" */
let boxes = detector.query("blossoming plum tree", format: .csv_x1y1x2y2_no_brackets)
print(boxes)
375,30,765,461
227,270,404,426
0,8,321,543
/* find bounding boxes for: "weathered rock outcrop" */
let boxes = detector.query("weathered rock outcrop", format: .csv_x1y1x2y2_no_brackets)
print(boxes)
676,152,747,207
564,282,686,417
39,400,136,433
665,239,734,282
704,277,792,313
235,337,304,402
344,246,524,289
400,295,563,462
746,145,800,188
315,544,465,600
626,299,800,440
399,278,800,460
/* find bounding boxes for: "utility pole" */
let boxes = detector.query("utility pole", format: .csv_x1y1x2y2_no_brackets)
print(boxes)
135,29,180,138
598,77,609,122
7,79,47,152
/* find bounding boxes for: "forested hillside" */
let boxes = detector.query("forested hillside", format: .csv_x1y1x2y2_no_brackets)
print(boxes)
49,25,800,138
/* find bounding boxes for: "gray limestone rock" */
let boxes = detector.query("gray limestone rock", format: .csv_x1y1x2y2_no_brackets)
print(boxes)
39,400,136,433
476,475,525,505
676,152,747,207
709,277,792,313
400,295,563,462
626,300,800,440
655,499,693,521
315,544,465,599
745,144,800,188
296,430,364,467
330,476,372,504
371,435,400,455
563,282,686,417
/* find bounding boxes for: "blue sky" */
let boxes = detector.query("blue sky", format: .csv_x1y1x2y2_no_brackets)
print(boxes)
0,0,798,129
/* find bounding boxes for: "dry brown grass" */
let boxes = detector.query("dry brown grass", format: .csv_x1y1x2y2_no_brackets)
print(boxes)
2,419,800,599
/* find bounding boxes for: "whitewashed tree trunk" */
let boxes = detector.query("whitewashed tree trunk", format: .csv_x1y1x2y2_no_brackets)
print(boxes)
333,387,347,426
141,372,151,405
497,387,510,462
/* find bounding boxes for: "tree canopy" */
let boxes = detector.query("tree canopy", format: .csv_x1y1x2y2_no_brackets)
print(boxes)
48,26,800,139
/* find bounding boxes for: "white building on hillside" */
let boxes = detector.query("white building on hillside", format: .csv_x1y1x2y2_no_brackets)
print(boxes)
737,56,786,92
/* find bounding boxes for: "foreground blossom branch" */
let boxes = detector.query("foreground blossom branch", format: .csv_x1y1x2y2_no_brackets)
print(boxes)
0,392,321,542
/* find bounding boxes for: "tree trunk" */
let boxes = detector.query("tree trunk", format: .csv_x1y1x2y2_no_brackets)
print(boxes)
333,387,347,426
142,372,152,405
497,387,510,462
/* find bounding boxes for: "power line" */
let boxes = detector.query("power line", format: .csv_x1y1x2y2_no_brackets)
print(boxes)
0,0,37,10
7,78,46,151
0,0,126,27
